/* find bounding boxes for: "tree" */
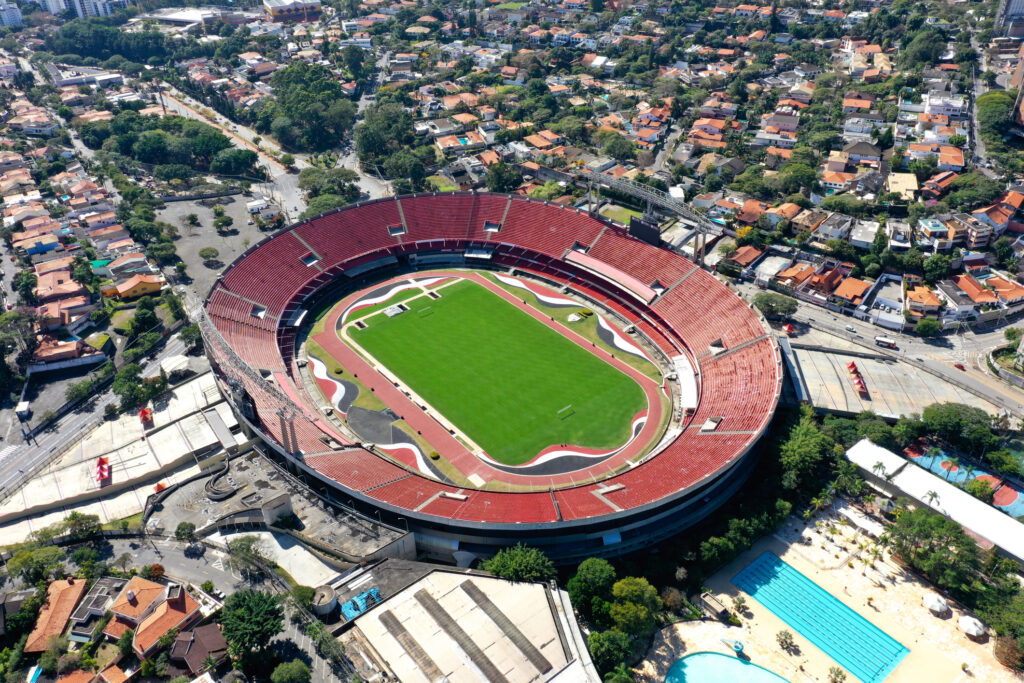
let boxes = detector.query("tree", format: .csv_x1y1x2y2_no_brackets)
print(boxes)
779,406,834,489
588,630,630,675
777,629,795,653
602,134,635,161
922,254,951,284
567,558,616,622
483,544,556,583
226,536,270,578
883,506,979,595
828,667,847,683
201,580,215,594
198,247,219,263
290,585,315,609
213,215,234,233
752,292,798,318
180,323,202,350
140,563,165,581
994,237,1015,267
221,590,284,655
117,629,135,656
210,148,258,176
174,521,196,542
112,363,146,409
300,194,349,220
947,134,967,148
966,478,995,503
603,663,632,683
485,162,523,193
921,403,999,456
915,318,942,338
271,660,311,683
115,553,133,572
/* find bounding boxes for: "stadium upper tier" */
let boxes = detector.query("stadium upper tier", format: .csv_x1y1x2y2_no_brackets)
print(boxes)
202,193,782,561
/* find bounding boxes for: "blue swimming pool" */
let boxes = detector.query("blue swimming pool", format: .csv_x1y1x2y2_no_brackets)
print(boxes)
732,552,908,683
665,652,789,682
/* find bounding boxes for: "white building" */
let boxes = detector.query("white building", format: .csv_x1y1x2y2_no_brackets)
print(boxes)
70,0,121,18
0,1,21,25
39,0,66,15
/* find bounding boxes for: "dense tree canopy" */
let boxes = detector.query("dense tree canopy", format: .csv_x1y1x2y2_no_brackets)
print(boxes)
221,590,283,655
920,403,1000,456
46,19,168,62
482,544,556,583
356,102,415,167
485,162,522,193
258,63,357,151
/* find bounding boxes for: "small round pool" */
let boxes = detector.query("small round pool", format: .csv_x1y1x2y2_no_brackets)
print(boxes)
665,652,790,683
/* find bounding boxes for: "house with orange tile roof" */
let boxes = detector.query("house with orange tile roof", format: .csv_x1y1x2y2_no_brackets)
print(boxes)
765,202,803,226
774,262,816,288
36,295,95,332
97,664,128,683
728,245,763,268
952,274,998,305
55,671,94,683
807,267,845,295
25,578,88,652
133,584,200,658
831,277,872,306
906,286,942,315
735,199,768,225
35,269,86,303
103,576,166,641
972,203,1013,232
989,276,1024,305
921,171,958,200
106,273,164,301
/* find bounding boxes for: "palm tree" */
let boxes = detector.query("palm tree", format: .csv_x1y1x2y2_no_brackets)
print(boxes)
873,461,886,478
926,447,941,471
945,457,960,481
604,663,633,683
925,490,940,507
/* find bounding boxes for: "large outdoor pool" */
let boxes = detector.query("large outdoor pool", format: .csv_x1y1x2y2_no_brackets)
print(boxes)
664,652,789,682
732,552,908,683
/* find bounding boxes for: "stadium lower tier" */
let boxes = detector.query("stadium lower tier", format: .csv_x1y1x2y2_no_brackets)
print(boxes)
202,193,782,563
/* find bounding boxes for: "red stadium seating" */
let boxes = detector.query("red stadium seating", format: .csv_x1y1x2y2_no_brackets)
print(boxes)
203,193,780,522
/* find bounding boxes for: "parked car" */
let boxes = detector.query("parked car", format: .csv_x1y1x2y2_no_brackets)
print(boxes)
953,363,966,371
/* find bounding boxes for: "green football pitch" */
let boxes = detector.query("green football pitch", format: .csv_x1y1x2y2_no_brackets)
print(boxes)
348,279,647,465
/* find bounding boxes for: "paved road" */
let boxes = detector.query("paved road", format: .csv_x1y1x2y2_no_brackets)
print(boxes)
969,32,1001,178
157,88,308,223
0,332,191,500
733,280,1024,415
653,124,684,173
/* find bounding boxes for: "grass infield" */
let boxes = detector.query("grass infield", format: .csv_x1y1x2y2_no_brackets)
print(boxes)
349,279,646,465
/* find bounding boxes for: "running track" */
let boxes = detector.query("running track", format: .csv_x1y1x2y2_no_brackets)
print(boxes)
305,270,673,489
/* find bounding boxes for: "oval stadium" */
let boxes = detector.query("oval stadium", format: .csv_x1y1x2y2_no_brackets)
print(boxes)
200,193,782,564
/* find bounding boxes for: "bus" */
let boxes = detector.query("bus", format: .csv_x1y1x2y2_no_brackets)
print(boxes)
874,336,897,349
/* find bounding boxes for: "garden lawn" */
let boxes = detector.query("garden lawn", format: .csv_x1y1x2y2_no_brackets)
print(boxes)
349,279,646,465
426,175,458,192
600,204,644,225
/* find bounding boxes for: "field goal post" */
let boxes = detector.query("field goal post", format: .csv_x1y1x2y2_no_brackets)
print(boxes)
557,404,575,420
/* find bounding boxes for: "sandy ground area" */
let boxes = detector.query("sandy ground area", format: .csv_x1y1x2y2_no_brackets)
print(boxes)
637,506,1024,683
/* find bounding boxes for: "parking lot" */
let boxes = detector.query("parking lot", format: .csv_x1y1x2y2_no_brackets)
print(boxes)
156,195,274,298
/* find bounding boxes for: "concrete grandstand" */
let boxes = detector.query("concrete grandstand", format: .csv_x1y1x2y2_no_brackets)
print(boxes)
201,193,783,564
